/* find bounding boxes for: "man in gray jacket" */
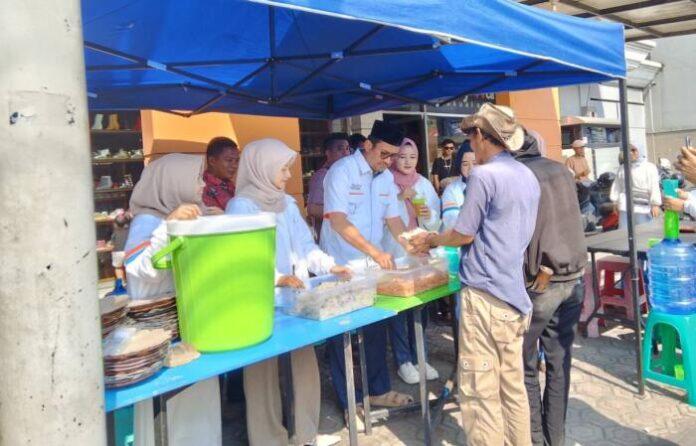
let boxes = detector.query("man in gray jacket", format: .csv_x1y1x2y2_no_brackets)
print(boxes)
514,131,588,446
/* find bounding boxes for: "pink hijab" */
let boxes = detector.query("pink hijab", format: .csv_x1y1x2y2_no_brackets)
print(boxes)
390,137,420,229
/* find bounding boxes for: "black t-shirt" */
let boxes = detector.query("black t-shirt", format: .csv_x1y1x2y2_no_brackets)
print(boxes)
431,157,455,180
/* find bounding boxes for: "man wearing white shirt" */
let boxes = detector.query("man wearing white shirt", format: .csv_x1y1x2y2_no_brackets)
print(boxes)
321,120,415,420
610,145,662,228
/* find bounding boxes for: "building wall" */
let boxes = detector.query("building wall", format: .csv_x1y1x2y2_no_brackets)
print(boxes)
141,110,304,206
229,114,303,204
496,89,563,161
645,35,696,165
141,111,237,156
558,83,647,157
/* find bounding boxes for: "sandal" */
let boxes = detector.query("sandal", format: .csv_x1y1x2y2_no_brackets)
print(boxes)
369,390,414,408
343,408,365,433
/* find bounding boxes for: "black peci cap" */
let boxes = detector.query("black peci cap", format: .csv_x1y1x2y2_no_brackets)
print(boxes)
369,120,405,147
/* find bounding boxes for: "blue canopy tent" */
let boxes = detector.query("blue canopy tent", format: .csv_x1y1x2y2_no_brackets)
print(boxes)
83,0,625,119
82,0,647,420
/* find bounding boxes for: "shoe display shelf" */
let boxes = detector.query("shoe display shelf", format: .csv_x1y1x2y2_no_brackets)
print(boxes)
89,110,144,281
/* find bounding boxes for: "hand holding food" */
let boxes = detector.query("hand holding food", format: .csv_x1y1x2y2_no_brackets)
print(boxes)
167,204,202,221
330,265,353,279
399,228,433,255
370,250,395,270
277,275,305,289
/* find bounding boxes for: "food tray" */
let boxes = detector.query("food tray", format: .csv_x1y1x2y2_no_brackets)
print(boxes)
377,257,449,297
280,275,377,320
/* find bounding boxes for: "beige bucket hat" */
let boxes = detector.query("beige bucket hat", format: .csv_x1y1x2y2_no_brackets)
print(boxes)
461,103,525,152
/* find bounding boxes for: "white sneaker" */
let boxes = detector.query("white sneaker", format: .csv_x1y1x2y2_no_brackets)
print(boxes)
425,362,439,381
94,149,111,159
113,149,129,159
398,362,420,384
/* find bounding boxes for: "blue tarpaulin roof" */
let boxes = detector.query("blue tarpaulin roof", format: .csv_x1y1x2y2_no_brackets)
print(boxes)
83,0,625,119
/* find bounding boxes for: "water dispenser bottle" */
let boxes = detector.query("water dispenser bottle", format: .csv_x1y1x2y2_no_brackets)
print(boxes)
648,240,696,314
647,179,696,314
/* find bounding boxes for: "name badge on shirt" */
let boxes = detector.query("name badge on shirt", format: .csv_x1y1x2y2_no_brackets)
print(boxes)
349,183,364,196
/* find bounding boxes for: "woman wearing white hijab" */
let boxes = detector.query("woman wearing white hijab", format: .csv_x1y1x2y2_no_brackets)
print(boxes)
226,138,348,446
124,153,222,446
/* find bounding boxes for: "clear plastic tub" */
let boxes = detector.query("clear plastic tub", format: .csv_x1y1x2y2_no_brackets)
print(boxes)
281,275,377,320
377,257,450,297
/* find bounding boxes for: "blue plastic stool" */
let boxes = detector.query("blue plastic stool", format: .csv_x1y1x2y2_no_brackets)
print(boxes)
642,311,696,406
112,406,134,446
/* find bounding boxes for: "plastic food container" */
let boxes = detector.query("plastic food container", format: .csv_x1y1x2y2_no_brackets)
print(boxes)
281,275,377,320
430,247,460,276
377,257,450,297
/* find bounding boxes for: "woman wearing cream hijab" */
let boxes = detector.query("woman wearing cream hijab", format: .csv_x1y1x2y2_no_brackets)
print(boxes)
227,139,347,446
124,153,222,446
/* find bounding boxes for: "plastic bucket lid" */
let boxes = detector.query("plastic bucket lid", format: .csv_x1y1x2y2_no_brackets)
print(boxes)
166,213,275,236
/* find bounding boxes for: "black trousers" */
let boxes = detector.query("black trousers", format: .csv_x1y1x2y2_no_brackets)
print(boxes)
523,278,584,446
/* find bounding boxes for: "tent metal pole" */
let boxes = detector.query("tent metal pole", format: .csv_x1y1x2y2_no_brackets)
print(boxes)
421,104,432,174
276,25,384,101
618,78,645,396
269,6,277,100
286,72,436,102
339,73,438,117
186,61,273,116
437,60,546,106
1,1,106,444
84,41,263,102
284,63,433,107
87,43,442,72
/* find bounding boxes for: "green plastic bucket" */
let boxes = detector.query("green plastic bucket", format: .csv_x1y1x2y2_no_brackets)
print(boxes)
152,214,276,352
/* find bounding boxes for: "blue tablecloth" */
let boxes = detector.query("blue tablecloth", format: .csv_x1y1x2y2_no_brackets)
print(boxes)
105,307,395,412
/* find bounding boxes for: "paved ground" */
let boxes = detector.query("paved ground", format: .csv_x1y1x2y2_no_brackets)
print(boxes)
221,320,696,445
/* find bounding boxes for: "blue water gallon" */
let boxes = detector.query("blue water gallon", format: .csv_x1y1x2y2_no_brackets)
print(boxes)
647,240,696,314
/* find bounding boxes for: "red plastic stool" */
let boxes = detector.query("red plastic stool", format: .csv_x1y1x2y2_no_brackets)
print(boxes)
596,255,647,321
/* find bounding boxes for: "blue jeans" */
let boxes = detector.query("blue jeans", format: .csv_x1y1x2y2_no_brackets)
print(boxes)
327,321,391,410
388,309,429,367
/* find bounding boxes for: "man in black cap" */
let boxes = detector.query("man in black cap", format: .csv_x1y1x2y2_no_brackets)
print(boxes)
321,120,415,423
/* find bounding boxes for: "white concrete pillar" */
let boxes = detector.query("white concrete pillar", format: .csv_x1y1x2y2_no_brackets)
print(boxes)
0,1,106,444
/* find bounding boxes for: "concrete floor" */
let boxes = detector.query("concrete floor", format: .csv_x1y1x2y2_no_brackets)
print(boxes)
221,321,696,446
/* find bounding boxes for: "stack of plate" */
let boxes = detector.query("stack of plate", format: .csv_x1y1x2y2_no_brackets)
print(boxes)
100,295,129,338
103,327,171,388
127,294,179,340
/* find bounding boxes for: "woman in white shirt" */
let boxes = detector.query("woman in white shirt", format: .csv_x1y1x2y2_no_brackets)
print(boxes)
610,145,661,228
226,138,347,446
124,153,222,446
382,138,441,254
441,142,476,231
383,138,441,384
